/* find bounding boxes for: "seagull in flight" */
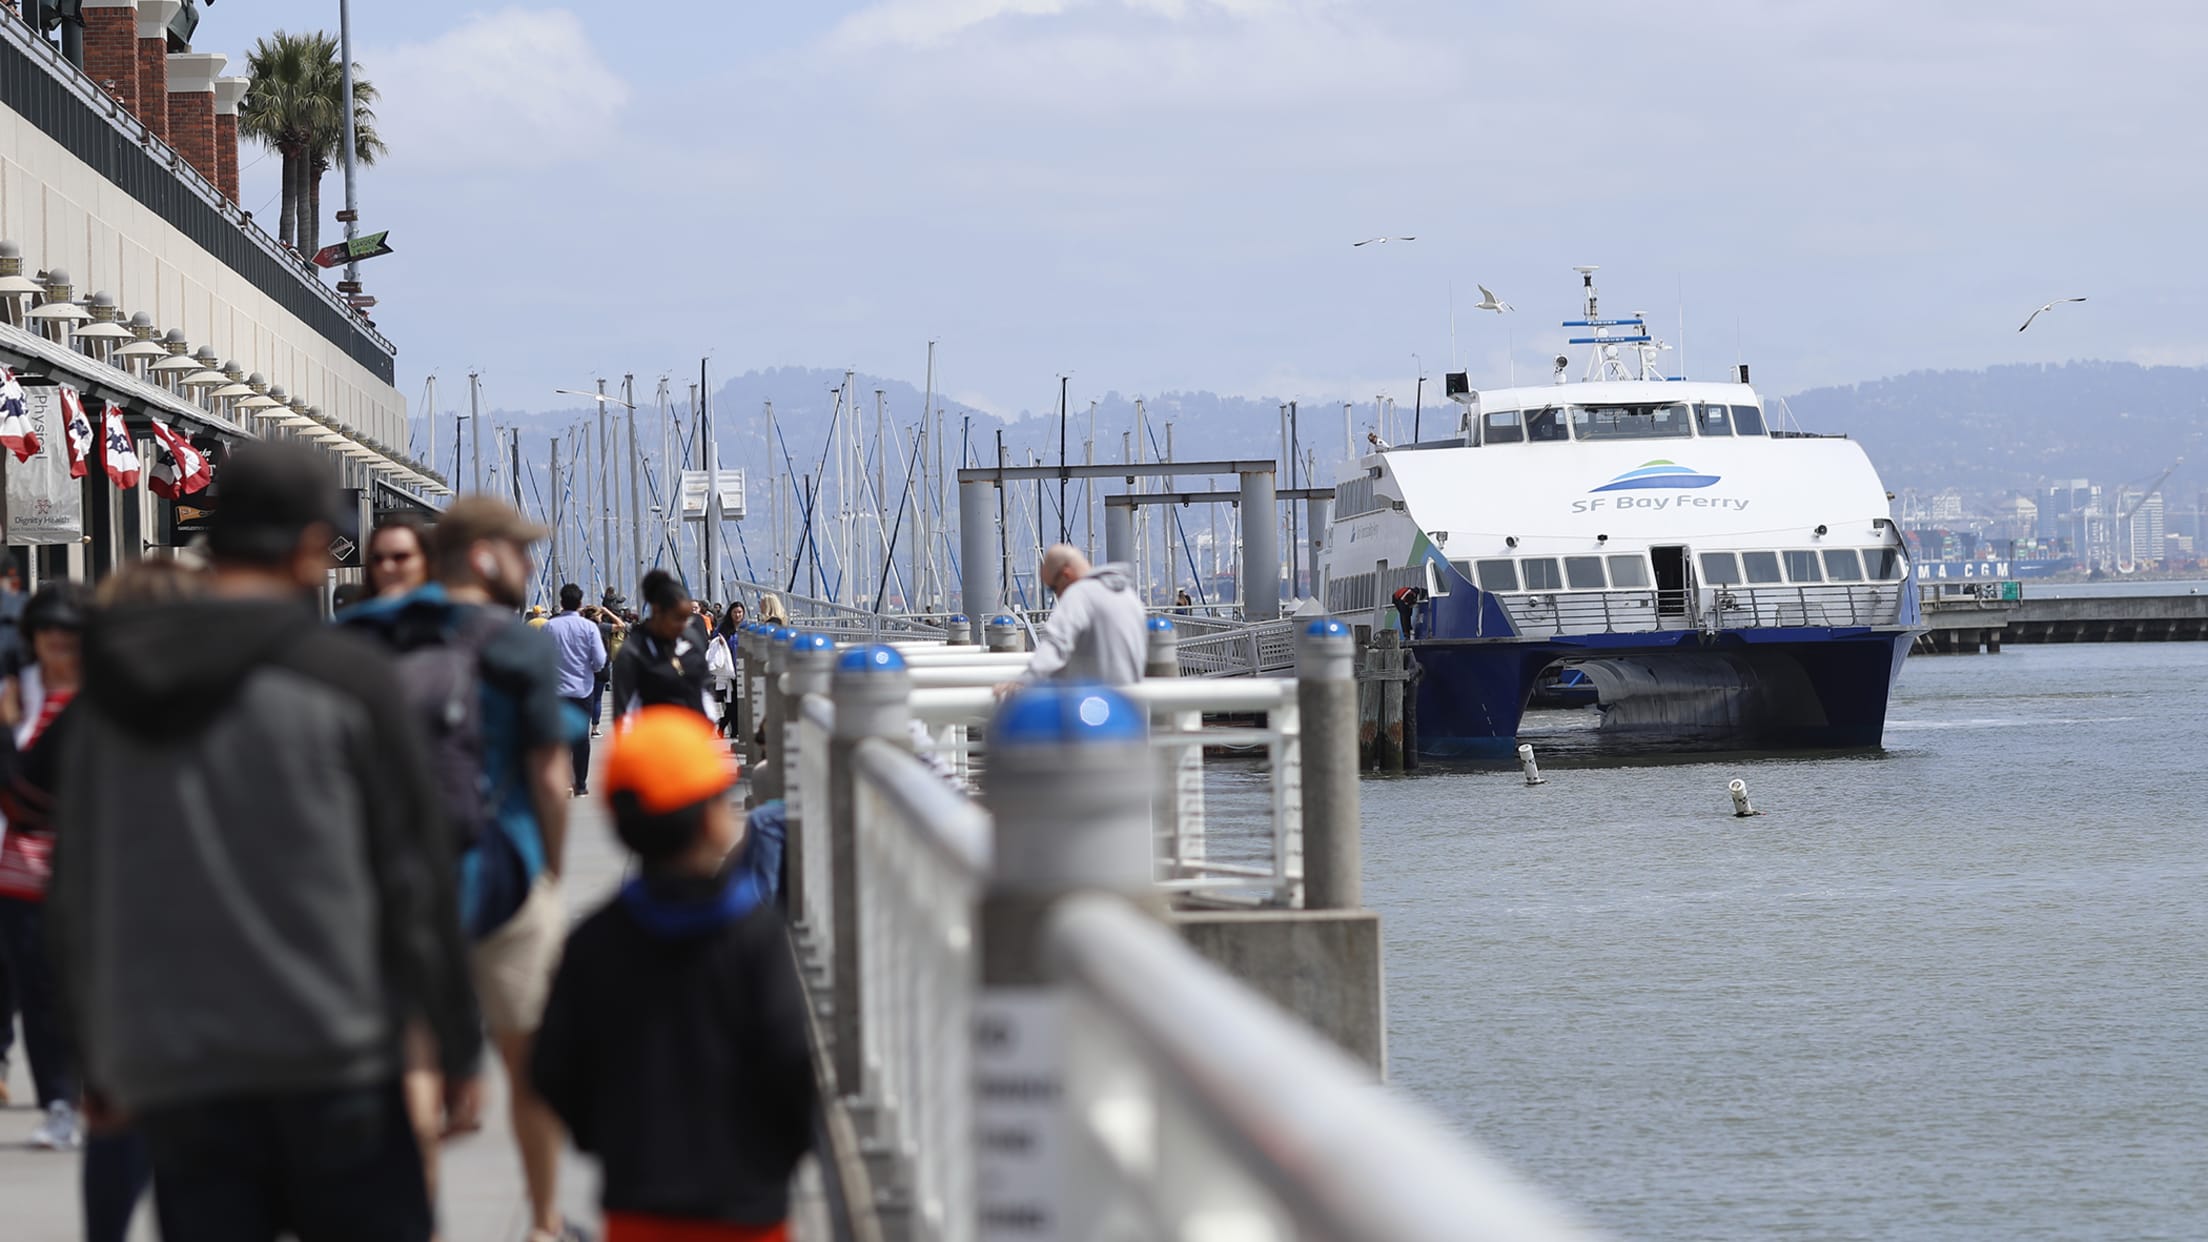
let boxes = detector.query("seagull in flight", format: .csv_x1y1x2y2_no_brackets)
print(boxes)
1352,236,1416,247
2018,297,2087,333
1473,283,1513,312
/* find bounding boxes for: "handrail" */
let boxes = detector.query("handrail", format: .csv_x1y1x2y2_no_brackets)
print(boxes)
1047,895,1605,1242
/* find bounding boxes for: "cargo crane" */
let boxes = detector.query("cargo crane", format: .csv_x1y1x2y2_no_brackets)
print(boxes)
2114,457,2182,573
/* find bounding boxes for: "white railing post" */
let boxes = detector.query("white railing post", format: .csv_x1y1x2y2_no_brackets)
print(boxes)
831,645,913,1102
975,685,1155,1241
782,634,837,933
760,627,796,804
1299,619,1360,910
986,614,1024,653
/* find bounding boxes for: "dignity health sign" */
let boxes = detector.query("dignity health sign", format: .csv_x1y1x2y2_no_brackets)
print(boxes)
4,383,84,544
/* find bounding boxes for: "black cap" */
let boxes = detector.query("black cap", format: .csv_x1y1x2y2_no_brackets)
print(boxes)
207,440,343,566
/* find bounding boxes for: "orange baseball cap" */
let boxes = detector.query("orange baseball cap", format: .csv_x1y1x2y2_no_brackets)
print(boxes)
602,706,737,817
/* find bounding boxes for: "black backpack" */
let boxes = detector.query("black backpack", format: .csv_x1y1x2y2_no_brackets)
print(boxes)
395,609,509,851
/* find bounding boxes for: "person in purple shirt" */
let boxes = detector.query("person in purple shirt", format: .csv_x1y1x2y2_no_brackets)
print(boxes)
543,584,608,796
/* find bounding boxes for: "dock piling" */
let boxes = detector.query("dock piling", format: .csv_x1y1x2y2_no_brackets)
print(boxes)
1299,620,1362,910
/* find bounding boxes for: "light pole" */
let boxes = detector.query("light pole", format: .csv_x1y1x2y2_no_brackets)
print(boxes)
337,0,361,288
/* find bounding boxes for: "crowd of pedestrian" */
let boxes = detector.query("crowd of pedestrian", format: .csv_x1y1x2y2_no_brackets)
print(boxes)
0,441,812,1242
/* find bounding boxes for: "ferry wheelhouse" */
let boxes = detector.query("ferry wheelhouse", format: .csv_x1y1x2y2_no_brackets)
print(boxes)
1319,269,1920,755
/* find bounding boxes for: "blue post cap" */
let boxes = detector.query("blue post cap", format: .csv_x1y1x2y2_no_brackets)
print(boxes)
790,633,836,654
1303,618,1350,639
989,615,1018,627
1146,616,1176,632
948,613,970,623
835,644,907,674
771,626,798,644
991,683,1144,747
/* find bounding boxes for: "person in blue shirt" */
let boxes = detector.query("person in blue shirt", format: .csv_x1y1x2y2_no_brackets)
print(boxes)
543,584,607,796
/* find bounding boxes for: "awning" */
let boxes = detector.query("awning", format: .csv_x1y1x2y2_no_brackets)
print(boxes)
0,319,245,438
0,319,442,503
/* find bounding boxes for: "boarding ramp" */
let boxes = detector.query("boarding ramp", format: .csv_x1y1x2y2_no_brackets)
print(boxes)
731,620,1605,1242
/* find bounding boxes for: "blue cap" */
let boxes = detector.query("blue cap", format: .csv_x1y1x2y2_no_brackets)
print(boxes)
771,626,798,644
991,683,1144,746
790,633,835,654
989,614,1018,627
835,644,907,674
948,613,969,624
1146,616,1176,632
1303,618,1349,638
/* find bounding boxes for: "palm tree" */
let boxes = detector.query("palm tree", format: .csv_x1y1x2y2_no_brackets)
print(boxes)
239,31,337,252
304,72,383,260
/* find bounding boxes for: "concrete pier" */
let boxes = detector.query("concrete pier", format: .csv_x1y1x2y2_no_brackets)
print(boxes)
1917,592,2208,653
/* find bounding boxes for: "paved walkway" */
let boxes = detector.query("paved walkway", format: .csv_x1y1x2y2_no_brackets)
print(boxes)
0,742,822,1240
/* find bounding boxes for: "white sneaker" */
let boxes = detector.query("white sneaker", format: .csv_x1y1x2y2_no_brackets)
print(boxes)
27,1101,81,1150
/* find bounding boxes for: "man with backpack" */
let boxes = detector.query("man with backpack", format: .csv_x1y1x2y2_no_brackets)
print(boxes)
344,497,587,1242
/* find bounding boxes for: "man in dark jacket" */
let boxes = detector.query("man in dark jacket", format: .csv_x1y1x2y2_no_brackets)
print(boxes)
49,442,482,1242
532,705,811,1236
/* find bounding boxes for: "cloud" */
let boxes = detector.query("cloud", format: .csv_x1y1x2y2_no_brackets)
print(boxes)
829,0,1295,49
370,9,629,171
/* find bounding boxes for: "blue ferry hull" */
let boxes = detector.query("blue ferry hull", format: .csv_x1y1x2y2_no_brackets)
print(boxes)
1409,627,1916,758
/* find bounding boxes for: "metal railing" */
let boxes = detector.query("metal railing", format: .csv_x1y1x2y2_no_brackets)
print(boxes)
1499,581,1906,636
741,622,1600,1242
1174,615,1302,677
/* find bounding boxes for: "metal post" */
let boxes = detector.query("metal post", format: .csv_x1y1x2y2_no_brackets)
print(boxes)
468,371,482,494
1144,615,1178,680
781,634,836,929
760,628,794,805
1238,468,1279,620
1105,500,1134,568
547,436,562,587
624,373,643,601
945,613,972,647
829,646,912,1098
975,684,1156,1236
1305,493,1331,609
337,0,361,287
596,378,611,597
702,359,719,602
959,478,999,628
986,615,1024,654
1299,620,1361,909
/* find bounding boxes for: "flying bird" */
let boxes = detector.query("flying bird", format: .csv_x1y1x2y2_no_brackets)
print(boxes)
1473,284,1513,312
2018,297,2087,333
1352,236,1416,247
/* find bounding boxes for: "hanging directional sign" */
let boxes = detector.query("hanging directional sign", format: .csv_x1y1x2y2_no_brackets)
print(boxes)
312,230,395,269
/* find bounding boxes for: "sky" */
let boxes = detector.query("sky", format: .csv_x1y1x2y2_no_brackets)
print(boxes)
205,1,2208,421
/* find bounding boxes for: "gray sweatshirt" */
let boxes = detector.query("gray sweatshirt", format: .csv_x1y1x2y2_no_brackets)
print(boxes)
50,598,480,1112
1025,563,1148,687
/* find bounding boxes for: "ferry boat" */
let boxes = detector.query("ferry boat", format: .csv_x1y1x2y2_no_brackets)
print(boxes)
1319,268,1920,755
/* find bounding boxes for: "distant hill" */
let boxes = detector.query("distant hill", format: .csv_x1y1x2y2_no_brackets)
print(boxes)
416,360,2208,519
1781,361,2208,503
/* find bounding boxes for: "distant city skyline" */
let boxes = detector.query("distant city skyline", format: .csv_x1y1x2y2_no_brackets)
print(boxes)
206,2,2208,417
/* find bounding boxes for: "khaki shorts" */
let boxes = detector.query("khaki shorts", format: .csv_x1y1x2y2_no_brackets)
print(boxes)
469,876,565,1036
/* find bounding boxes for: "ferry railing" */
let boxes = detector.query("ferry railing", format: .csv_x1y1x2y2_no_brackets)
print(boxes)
1175,616,1301,677
1501,582,1905,636
772,636,1599,1242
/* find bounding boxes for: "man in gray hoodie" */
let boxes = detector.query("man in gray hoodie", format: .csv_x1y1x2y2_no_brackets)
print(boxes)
1022,544,1148,687
50,441,482,1242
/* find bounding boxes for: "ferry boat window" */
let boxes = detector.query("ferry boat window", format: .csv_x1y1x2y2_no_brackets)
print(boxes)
1699,552,1743,585
1568,403,1693,441
1864,548,1904,580
1694,404,1734,437
1607,555,1651,587
1782,550,1824,582
1483,410,1525,444
1822,549,1865,581
1732,404,1768,436
1475,559,1520,592
1743,551,1784,584
1524,407,1571,443
1521,558,1564,590
1563,556,1607,589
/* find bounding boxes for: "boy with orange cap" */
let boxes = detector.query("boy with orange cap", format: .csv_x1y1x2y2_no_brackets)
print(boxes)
530,707,813,1242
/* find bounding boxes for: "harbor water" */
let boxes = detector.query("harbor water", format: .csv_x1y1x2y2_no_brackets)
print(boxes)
1358,642,2207,1239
